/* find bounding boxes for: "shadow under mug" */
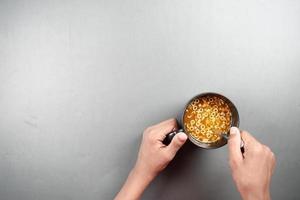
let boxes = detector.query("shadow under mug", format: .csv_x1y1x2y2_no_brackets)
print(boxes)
163,92,240,149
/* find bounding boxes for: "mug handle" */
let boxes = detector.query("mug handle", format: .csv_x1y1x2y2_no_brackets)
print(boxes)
162,129,184,145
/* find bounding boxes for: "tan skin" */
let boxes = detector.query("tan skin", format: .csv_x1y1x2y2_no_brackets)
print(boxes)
115,119,276,200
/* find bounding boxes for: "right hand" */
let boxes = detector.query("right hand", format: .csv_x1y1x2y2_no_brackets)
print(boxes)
228,127,276,200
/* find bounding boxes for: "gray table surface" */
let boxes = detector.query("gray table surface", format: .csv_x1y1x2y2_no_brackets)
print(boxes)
1,0,300,199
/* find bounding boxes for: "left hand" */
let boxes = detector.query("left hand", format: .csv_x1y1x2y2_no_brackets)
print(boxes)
115,118,188,200
134,118,188,180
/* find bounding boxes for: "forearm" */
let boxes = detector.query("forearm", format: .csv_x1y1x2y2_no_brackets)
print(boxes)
114,166,154,200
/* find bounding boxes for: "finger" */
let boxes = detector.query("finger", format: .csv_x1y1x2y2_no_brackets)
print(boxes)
165,132,187,156
271,152,276,175
228,127,243,165
153,119,178,140
240,130,258,145
240,131,261,152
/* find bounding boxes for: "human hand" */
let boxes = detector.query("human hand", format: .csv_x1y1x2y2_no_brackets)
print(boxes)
114,118,187,200
228,127,276,200
134,118,188,180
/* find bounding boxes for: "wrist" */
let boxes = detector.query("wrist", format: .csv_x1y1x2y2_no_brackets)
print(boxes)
240,189,270,200
132,164,157,184
114,167,155,200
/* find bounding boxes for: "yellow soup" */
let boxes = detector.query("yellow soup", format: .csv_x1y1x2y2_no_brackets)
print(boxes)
183,95,232,143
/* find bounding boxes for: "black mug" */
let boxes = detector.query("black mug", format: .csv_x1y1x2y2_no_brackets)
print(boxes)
163,92,240,149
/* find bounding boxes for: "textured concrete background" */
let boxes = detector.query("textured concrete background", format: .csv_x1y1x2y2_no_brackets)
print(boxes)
0,0,299,199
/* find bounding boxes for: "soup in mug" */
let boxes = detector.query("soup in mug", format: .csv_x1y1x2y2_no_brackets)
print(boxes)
183,95,232,143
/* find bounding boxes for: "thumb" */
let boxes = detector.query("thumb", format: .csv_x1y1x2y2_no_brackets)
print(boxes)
166,132,188,156
228,127,243,164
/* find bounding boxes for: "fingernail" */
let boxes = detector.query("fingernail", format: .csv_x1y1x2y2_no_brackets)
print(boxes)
230,127,239,135
177,132,187,142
